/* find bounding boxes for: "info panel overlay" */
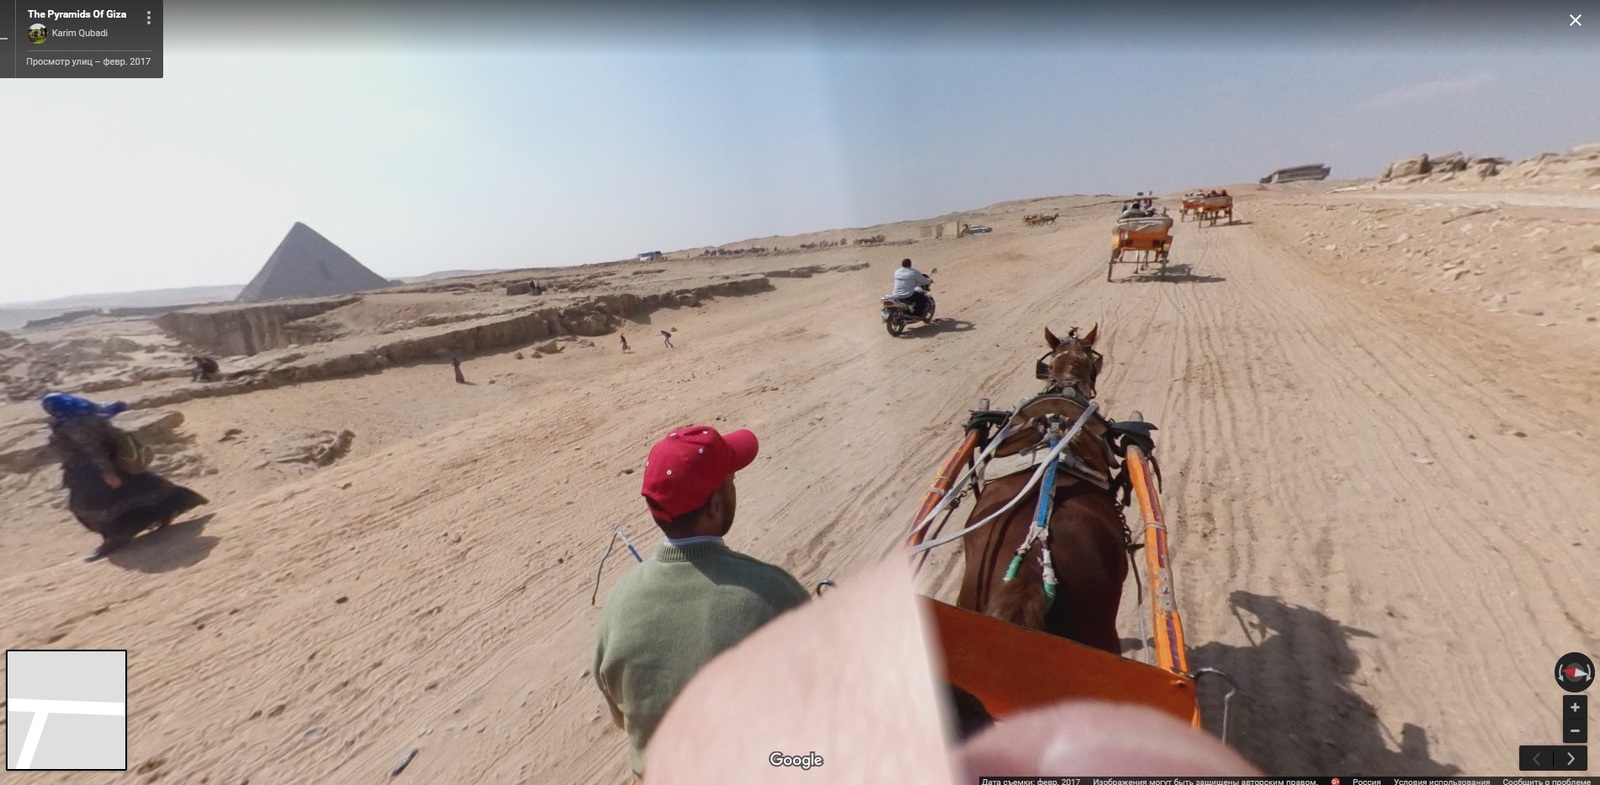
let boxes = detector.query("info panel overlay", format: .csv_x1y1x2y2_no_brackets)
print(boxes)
3,0,163,78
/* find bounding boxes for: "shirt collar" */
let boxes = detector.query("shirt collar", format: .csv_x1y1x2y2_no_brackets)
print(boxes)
664,534,726,548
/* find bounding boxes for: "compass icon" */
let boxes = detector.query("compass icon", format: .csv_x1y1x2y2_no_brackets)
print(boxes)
1556,652,1594,693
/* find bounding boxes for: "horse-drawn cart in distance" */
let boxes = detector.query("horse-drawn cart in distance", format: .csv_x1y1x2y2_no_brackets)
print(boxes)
1194,192,1234,227
1180,191,1234,226
1178,192,1202,221
1109,211,1174,282
901,326,1235,738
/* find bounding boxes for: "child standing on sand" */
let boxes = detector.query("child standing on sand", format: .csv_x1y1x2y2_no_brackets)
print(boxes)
620,335,631,353
661,330,674,349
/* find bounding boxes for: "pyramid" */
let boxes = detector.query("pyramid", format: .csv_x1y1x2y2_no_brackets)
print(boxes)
236,222,393,303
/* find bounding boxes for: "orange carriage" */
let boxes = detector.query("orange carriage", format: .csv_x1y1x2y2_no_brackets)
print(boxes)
1179,192,1204,221
1194,193,1234,227
1109,213,1174,282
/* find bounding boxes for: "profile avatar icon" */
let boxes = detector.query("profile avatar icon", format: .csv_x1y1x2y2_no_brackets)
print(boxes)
28,24,47,44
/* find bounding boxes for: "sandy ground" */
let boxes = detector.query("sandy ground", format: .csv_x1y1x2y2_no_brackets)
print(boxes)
2,187,1598,782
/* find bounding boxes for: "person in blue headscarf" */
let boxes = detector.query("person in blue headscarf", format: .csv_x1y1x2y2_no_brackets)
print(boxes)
41,393,209,561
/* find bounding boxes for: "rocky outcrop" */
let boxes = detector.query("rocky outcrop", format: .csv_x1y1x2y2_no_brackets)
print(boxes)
1471,157,1509,177
2,332,189,402
154,297,357,356
262,428,356,468
1382,155,1431,181
1380,143,1599,186
0,408,186,475
1429,152,1468,174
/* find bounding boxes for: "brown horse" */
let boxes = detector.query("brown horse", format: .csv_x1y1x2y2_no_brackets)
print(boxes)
954,324,1133,654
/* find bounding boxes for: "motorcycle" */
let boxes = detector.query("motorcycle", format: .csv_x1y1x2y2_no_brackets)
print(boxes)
880,271,937,337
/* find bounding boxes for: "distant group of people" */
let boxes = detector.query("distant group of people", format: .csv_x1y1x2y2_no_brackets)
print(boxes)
618,331,674,352
1119,197,1166,220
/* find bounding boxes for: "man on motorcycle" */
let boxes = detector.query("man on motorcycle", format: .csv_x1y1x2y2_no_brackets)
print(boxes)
891,259,933,319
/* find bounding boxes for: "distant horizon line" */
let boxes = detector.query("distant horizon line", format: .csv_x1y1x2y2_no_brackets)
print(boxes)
0,181,1338,308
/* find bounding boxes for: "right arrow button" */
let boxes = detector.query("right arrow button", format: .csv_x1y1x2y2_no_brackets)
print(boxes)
1522,745,1589,770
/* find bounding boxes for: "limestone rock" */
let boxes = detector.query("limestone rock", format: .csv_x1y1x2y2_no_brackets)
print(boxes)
1383,155,1431,181
1429,152,1468,173
263,428,356,468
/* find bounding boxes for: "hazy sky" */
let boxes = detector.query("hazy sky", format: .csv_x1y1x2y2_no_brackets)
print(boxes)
4,1,1596,303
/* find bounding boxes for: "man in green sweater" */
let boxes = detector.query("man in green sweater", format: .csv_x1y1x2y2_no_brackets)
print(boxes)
594,425,811,779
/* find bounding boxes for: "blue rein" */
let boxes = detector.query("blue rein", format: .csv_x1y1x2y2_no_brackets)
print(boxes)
1003,433,1063,610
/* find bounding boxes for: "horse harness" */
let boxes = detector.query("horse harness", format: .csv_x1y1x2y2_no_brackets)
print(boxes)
961,390,1163,603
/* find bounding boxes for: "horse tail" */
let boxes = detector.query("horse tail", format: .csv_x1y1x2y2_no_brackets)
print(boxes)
984,546,1053,632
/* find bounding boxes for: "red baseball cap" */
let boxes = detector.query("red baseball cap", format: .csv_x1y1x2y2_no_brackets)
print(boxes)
641,425,759,522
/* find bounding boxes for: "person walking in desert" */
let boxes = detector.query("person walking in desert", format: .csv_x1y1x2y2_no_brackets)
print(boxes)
41,392,209,561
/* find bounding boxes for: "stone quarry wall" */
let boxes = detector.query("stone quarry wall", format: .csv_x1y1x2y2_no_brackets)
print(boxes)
154,297,359,356
125,274,793,410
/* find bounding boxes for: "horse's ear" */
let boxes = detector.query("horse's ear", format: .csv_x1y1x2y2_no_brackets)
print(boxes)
1081,323,1099,346
1044,327,1061,351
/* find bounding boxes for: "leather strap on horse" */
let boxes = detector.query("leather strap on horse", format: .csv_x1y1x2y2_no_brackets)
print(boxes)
904,399,1029,549
908,402,1100,556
